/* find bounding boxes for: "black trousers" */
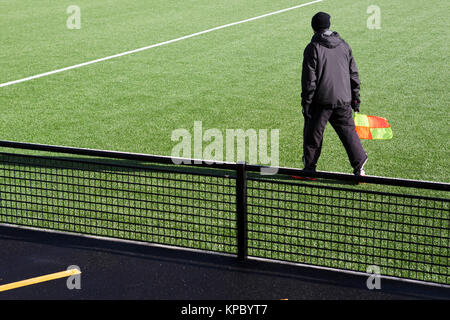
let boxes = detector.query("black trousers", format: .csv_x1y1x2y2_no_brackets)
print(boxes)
303,104,367,173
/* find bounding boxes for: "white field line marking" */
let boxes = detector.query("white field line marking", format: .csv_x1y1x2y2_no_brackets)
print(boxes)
0,0,322,88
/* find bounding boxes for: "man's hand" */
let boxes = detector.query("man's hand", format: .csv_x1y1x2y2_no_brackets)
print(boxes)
351,98,361,112
302,105,312,119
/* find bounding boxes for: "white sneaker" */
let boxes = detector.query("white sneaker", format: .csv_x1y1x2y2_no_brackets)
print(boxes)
354,157,368,176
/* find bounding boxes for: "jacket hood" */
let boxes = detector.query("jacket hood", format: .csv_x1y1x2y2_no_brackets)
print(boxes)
311,30,343,48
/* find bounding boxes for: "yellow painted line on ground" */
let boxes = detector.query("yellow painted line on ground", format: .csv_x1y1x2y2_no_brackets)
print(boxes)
0,269,81,292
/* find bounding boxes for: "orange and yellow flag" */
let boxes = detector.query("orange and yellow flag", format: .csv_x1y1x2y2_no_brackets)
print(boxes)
354,113,393,140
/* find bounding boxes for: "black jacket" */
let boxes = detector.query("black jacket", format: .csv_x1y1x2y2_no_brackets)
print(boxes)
301,30,360,114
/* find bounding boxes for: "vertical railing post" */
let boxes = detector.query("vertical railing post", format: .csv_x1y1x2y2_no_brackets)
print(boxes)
236,161,248,260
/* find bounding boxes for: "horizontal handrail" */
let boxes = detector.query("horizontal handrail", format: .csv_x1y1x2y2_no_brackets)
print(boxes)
0,140,448,191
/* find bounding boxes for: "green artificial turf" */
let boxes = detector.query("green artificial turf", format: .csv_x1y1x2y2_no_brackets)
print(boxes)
0,0,448,285
1,0,449,181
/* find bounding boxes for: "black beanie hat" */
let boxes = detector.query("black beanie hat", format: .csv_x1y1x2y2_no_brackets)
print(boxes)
311,12,331,31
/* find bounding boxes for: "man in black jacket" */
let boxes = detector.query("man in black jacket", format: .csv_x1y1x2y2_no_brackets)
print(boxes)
301,12,368,175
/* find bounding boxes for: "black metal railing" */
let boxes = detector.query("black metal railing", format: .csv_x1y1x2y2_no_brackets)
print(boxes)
0,140,448,286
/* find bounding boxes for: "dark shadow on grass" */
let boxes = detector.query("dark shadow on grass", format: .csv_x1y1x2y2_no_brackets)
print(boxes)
247,171,360,187
0,152,237,178
1,153,357,189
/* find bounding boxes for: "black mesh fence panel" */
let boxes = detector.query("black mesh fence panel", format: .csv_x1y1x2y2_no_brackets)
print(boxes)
0,149,448,286
247,177,449,285
0,153,237,254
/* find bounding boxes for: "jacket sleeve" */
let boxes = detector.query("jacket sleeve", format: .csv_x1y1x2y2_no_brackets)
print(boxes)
348,47,361,101
301,43,318,108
